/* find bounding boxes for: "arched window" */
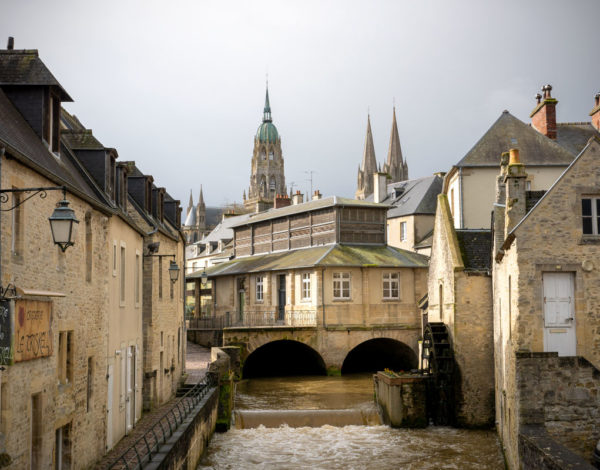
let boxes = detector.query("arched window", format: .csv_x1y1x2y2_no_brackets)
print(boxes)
260,149,267,160
260,175,267,197
269,150,274,160
269,176,276,193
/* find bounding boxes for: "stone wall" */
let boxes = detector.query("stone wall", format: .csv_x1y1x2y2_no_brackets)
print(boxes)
517,353,600,463
374,372,427,428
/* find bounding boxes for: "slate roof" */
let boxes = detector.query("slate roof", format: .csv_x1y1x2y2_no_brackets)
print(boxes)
188,244,429,278
0,50,72,101
200,213,252,243
61,130,104,150
230,196,389,228
555,123,600,156
455,230,491,272
0,89,101,204
456,111,574,168
206,207,223,227
526,190,547,213
365,175,442,218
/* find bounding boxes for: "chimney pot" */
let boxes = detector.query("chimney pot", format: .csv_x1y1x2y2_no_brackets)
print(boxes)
509,148,520,165
535,93,542,104
595,93,600,107
7,37,14,50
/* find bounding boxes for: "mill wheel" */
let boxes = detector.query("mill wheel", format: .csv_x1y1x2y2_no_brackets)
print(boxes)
422,322,455,426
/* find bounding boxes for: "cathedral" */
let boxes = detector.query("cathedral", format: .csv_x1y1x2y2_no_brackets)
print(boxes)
183,186,207,243
243,86,286,211
356,107,408,199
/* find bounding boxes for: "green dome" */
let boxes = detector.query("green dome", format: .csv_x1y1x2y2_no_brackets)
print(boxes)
256,122,279,143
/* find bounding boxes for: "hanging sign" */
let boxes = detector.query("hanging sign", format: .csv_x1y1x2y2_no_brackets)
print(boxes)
14,299,53,362
0,300,12,365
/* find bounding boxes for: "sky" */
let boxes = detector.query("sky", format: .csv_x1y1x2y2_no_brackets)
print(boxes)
1,0,599,208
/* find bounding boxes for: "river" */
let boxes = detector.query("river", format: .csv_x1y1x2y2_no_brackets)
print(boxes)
198,374,505,469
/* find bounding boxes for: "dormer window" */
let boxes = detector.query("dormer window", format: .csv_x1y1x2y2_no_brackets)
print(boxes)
145,179,152,213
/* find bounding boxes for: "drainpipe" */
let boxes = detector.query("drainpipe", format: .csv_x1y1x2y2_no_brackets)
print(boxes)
321,268,326,328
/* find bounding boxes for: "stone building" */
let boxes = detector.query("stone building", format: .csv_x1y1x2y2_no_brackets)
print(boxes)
0,38,184,467
356,108,408,200
493,141,600,469
243,87,286,212
182,186,223,243
365,173,442,255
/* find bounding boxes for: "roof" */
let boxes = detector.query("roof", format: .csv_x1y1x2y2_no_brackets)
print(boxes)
61,130,104,150
206,207,223,227
256,121,279,143
365,175,442,217
0,89,101,204
190,244,428,278
456,111,574,168
0,50,72,101
200,213,252,243
414,230,433,249
455,230,491,272
526,190,546,213
184,206,197,226
555,122,600,156
230,196,389,228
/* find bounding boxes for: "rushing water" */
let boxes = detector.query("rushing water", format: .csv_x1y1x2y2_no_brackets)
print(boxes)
198,375,505,470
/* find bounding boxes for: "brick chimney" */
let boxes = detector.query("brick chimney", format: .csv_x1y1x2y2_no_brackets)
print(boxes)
530,85,558,139
589,92,600,131
312,190,322,201
373,172,388,203
504,148,527,237
274,194,292,209
292,190,304,205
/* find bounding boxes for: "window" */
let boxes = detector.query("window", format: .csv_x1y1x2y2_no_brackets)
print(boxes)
120,245,126,305
54,422,72,469
383,273,399,299
112,241,117,276
526,180,532,191
400,222,407,242
255,276,264,302
301,273,311,301
582,197,600,235
269,150,274,160
58,331,73,385
333,272,350,299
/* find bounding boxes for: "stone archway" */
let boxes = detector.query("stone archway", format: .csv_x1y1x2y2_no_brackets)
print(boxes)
341,338,417,374
243,340,327,378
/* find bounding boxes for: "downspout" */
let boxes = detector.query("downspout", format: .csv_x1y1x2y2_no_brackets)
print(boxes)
459,167,464,229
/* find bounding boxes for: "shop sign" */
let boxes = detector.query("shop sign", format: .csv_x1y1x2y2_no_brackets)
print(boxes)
14,299,53,362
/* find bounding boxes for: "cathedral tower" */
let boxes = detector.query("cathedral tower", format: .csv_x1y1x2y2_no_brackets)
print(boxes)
355,115,378,200
244,86,286,211
383,107,408,183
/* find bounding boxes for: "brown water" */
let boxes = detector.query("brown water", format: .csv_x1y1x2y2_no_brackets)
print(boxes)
198,375,505,469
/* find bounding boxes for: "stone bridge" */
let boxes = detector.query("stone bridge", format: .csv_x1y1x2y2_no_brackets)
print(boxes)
221,325,420,377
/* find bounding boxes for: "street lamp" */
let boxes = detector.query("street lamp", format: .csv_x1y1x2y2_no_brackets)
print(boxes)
200,269,207,286
168,261,180,283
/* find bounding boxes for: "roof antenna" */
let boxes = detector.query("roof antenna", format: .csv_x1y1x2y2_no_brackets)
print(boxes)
7,37,14,50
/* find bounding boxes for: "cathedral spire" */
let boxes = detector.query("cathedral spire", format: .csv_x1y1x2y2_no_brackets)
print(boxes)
384,107,408,183
198,185,205,208
263,84,272,123
355,115,378,200
187,189,194,216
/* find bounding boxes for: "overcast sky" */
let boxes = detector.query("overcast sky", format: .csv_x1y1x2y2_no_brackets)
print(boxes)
2,0,599,208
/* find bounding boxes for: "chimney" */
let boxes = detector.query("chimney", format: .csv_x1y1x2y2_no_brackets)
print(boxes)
312,190,322,201
504,148,527,237
292,190,304,205
7,37,14,50
589,92,600,131
493,152,509,257
373,172,387,203
274,194,292,209
530,84,558,139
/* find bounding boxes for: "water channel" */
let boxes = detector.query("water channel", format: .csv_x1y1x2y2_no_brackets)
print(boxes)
198,374,505,469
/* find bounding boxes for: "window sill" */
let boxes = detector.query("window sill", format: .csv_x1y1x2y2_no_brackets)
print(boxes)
578,236,600,245
332,298,352,302
382,298,400,302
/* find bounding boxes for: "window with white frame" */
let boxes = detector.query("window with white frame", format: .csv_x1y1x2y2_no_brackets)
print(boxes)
333,272,350,299
582,197,600,235
255,276,264,302
383,273,399,299
301,273,311,301
400,222,407,242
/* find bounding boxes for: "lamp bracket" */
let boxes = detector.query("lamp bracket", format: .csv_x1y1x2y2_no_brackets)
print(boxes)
0,186,66,212
0,283,18,301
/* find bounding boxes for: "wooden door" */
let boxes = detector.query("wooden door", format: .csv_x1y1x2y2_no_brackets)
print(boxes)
543,272,576,356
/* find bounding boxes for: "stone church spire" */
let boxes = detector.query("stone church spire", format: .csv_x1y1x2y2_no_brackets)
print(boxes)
244,84,286,212
383,107,408,183
186,189,194,216
355,115,377,200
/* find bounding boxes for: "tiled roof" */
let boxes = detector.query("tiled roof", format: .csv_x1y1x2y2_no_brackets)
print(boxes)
191,244,428,278
366,175,442,217
0,50,72,101
456,111,574,167
456,230,491,272
555,123,600,156
0,89,100,203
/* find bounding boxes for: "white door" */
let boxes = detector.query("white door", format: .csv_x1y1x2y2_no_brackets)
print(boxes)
106,364,114,450
543,272,576,356
126,347,134,432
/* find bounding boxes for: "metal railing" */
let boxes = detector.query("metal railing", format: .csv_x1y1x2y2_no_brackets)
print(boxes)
186,310,317,329
107,375,216,470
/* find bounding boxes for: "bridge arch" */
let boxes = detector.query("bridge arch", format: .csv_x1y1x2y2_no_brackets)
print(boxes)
341,338,417,374
243,339,327,378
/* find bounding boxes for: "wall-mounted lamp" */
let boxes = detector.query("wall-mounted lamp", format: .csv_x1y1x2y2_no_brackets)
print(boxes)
168,260,180,283
1,185,79,252
201,269,208,286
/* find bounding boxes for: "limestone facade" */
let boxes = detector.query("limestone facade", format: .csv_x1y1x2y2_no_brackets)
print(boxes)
493,139,600,468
